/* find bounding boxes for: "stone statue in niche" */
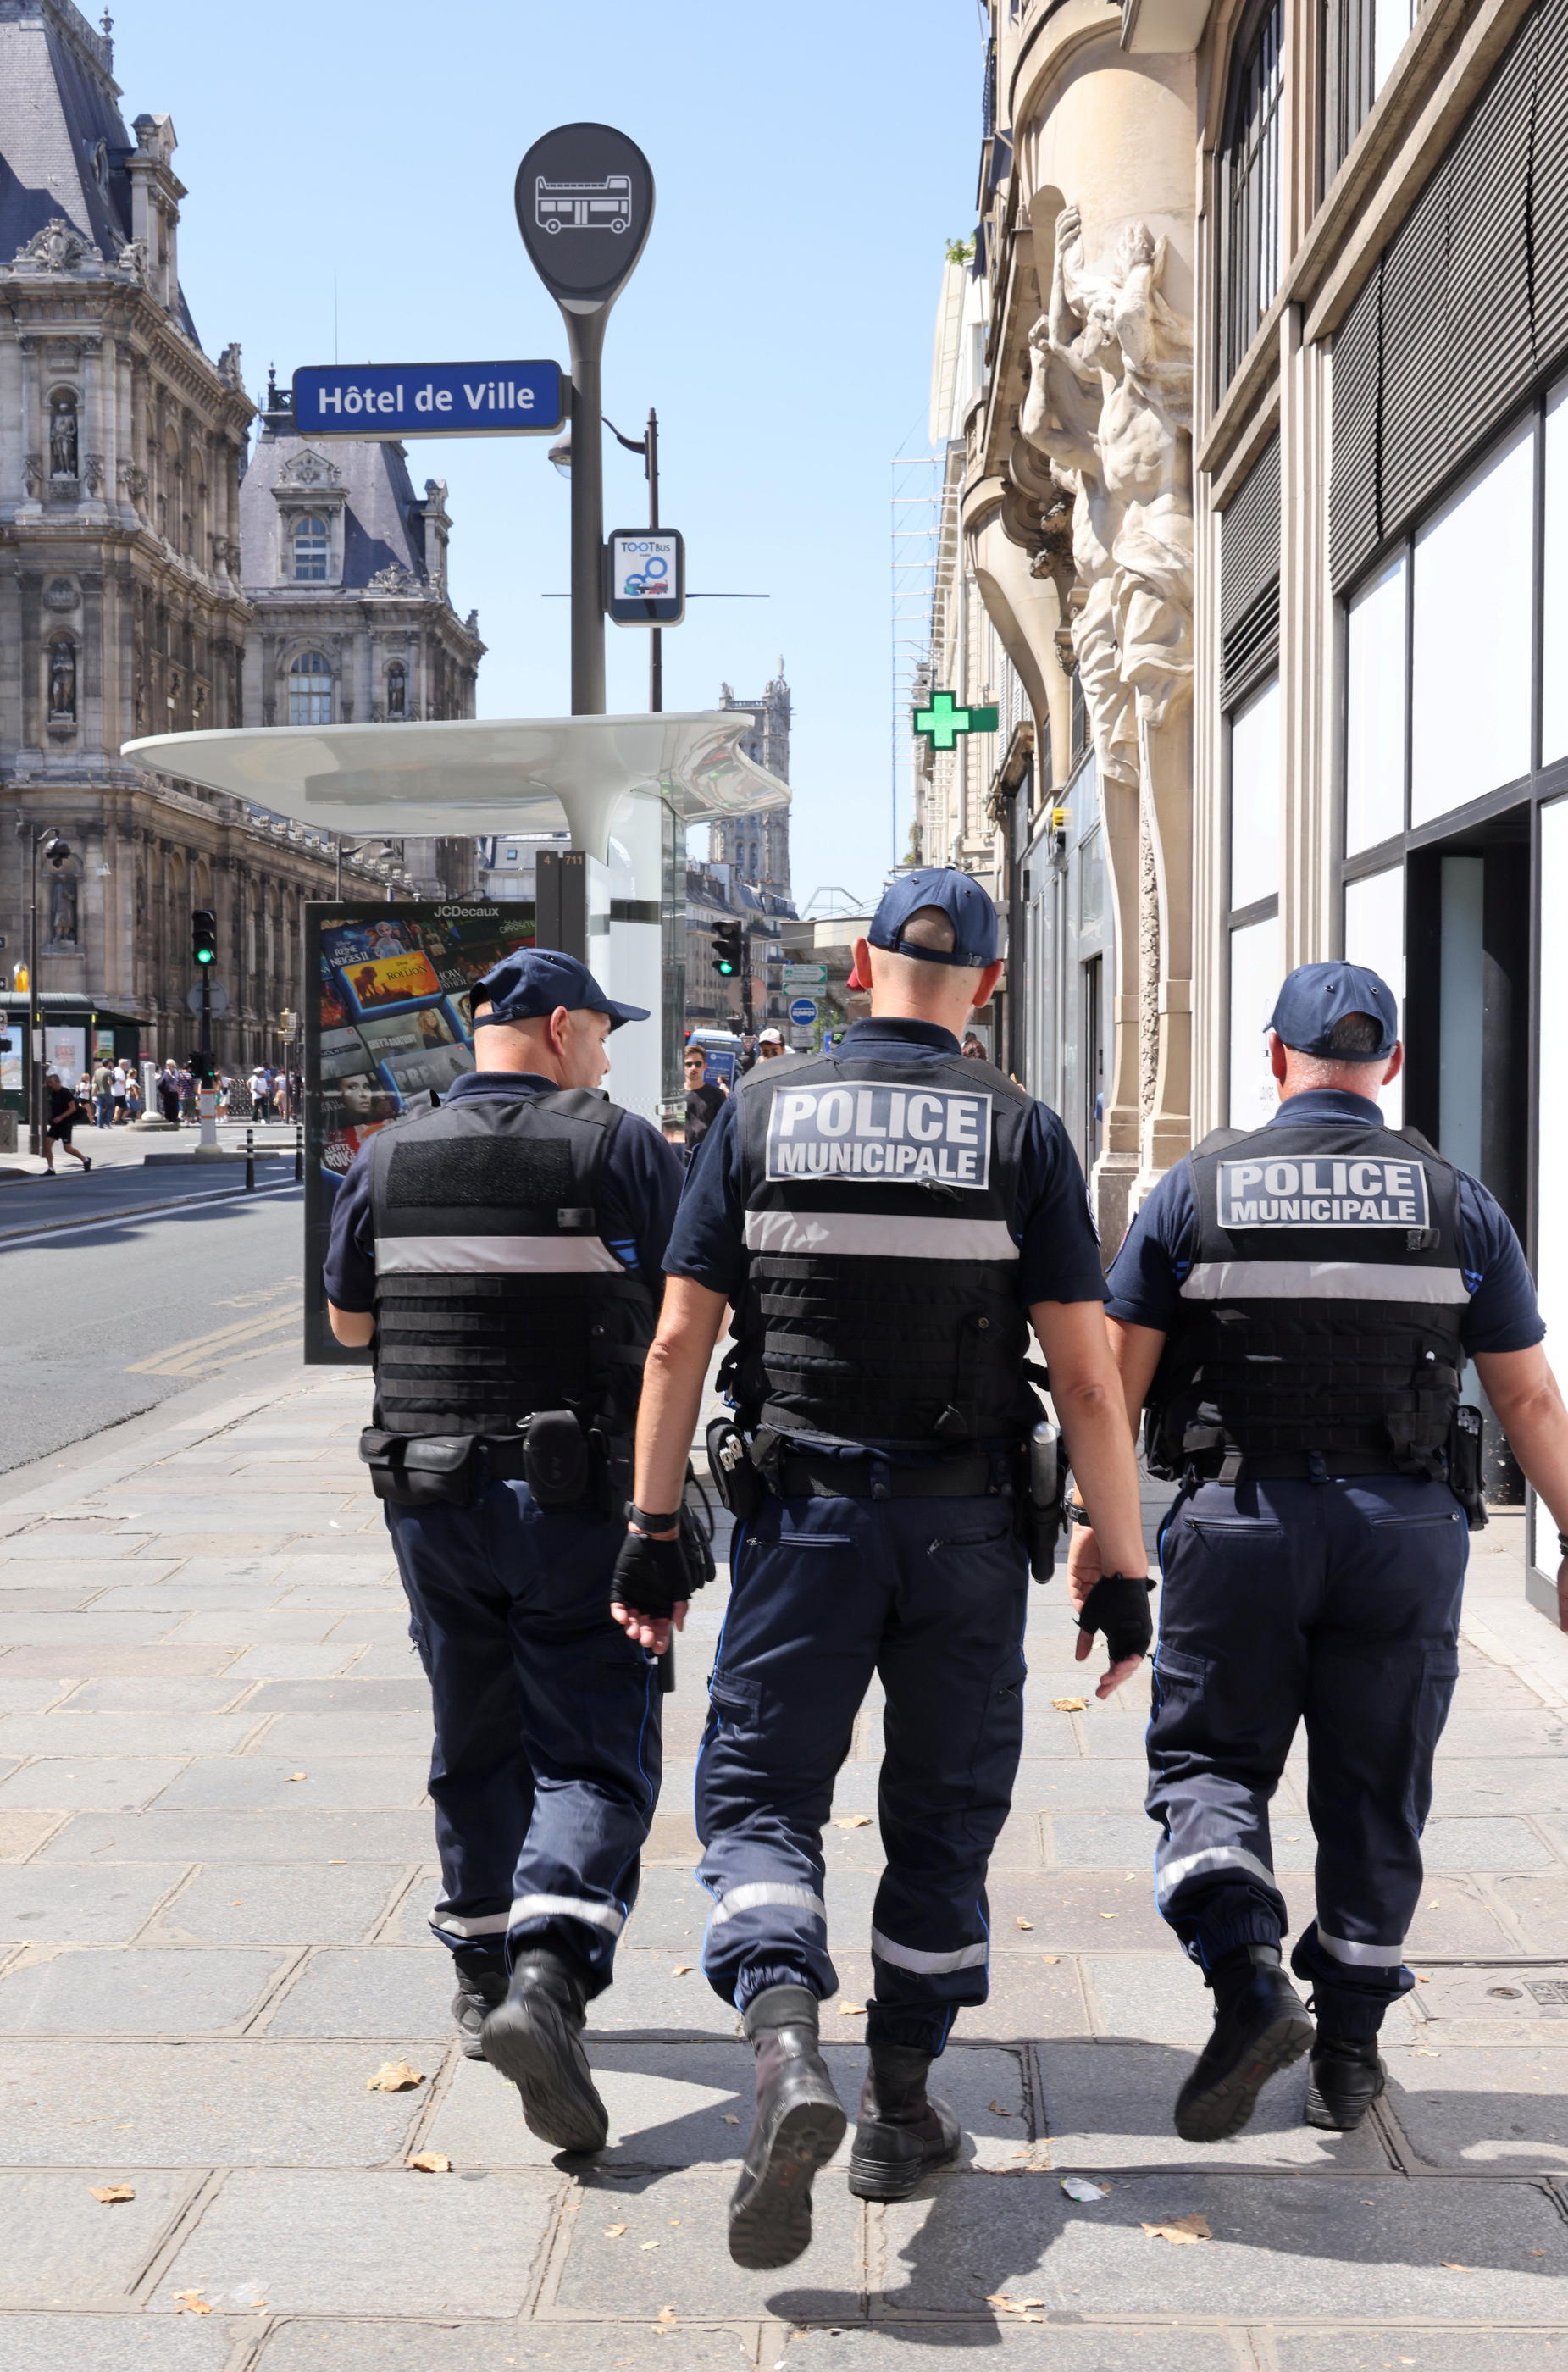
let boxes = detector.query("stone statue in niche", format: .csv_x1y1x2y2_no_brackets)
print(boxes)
49,393,79,478
47,640,77,721
49,868,78,946
386,667,407,718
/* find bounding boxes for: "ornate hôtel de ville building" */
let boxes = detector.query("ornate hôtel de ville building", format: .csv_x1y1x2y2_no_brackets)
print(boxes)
0,0,482,1111
923,0,1568,1593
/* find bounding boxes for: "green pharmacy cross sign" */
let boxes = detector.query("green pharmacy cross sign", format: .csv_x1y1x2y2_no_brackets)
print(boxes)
913,690,1000,754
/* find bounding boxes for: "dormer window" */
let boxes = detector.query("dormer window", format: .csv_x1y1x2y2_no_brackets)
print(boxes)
292,513,329,581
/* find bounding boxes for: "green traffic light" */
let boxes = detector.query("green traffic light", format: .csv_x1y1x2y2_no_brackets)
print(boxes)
196,948,215,965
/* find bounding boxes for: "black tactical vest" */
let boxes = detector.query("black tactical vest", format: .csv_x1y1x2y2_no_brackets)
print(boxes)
730,1045,1039,1449
367,1088,657,1438
1150,1117,1471,1475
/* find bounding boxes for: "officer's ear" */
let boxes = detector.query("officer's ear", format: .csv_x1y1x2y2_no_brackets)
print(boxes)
970,958,1005,1014
1267,1030,1288,1083
1382,1039,1405,1084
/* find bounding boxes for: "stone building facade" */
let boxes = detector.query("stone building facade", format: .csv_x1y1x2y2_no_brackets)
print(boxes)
0,0,397,1095
712,668,794,907
239,382,485,901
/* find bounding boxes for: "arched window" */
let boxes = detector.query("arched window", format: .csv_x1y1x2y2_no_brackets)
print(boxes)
1218,0,1285,390
288,651,333,726
292,513,329,582
386,662,407,719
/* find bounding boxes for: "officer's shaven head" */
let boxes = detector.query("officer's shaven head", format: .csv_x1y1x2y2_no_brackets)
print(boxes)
856,906,1005,1034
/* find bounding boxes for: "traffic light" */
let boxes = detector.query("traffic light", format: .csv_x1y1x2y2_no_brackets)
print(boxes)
712,919,745,980
191,910,217,968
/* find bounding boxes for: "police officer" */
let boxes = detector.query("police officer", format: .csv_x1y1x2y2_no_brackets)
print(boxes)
612,868,1150,2269
1072,961,1568,2142
323,948,684,2153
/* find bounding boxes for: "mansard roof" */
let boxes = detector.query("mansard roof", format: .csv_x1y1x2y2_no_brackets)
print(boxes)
240,420,435,591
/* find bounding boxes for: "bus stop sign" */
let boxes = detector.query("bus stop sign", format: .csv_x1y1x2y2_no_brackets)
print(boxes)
515,123,655,311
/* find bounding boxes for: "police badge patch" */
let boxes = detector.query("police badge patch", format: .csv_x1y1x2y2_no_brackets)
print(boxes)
1216,1155,1431,1230
765,1081,992,1189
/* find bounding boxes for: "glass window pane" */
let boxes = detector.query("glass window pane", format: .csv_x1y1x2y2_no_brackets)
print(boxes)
1373,0,1416,94
1544,380,1568,766
1344,863,1405,1128
1229,674,1281,912
1228,913,1280,1128
1538,799,1568,1373
1411,420,1533,825
1344,554,1406,854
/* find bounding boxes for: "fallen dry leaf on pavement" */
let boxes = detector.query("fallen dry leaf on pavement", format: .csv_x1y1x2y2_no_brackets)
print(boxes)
838,2001,867,2015
640,2239,661,2250
1441,2261,1468,2270
834,1814,873,1828
367,2059,424,2092
407,2153,451,2173
90,2185,135,2203
1142,2214,1211,2244
657,2306,678,2325
1099,1912,1118,1920
723,2113,739,2124
988,2101,1019,2117
1015,1916,1033,1931
671,1964,692,1976
1042,1954,1061,1964
603,2223,628,2237
287,1771,307,1782
173,2292,213,2314
1051,1697,1087,1712
986,2293,1046,2315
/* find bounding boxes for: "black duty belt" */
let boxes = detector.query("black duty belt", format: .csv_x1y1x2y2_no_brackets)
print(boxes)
776,1450,1000,1501
1204,1449,1409,1484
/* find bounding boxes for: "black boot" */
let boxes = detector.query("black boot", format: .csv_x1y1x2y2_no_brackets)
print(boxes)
1305,2035,1385,2131
728,1984,846,2270
451,1957,507,2063
847,2040,961,2201
1174,1945,1315,2144
480,1950,607,2154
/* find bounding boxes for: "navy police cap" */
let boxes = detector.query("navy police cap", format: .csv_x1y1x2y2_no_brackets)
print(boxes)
1268,961,1399,1059
849,867,1000,990
470,946,649,1032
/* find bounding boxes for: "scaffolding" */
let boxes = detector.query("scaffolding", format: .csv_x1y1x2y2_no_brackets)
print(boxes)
889,452,942,868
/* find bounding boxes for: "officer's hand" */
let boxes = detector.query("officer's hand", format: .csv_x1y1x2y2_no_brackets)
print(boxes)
1074,1568,1155,1701
1066,1524,1101,1613
611,1528,690,1657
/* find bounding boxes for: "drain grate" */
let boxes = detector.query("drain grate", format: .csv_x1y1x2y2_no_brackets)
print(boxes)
1526,1980,1568,2004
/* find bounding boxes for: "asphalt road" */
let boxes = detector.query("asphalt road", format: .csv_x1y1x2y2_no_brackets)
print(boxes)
0,1183,313,1473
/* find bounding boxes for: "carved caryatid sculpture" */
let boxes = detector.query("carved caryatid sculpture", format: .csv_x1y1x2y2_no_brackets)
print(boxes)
49,393,79,479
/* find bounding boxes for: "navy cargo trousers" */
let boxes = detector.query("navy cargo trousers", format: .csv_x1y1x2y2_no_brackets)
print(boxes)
385,1480,660,1996
1147,1472,1468,2036
695,1484,1030,2058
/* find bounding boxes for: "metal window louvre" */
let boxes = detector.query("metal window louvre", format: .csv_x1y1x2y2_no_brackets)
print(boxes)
1533,0,1568,372
1330,263,1382,590
1220,435,1282,637
1446,22,1537,449
1222,583,1282,708
1379,168,1452,533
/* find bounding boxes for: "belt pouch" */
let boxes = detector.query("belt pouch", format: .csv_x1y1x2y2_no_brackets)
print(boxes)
1447,1404,1489,1532
523,1410,589,1505
706,1416,764,1520
360,1429,482,1509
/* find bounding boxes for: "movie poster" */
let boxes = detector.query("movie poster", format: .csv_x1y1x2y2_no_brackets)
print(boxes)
302,901,535,1363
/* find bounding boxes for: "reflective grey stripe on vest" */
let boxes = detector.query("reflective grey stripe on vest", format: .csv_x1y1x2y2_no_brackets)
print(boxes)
708,1881,825,1927
870,1926,989,1975
1155,1843,1277,1904
430,1909,512,1939
744,1210,1018,1261
509,1891,625,1936
375,1234,626,1276
1180,1261,1470,1304
1316,1925,1405,1967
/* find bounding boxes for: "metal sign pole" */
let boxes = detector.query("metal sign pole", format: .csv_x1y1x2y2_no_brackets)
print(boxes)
564,309,607,716
647,407,662,715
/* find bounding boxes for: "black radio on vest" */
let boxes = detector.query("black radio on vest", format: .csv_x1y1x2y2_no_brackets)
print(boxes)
729,1047,1039,1450
359,1088,656,1507
1148,1116,1470,1483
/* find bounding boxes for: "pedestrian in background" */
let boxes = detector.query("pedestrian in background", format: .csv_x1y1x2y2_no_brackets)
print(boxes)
176,1063,196,1122
683,1047,725,1152
157,1060,180,1126
1074,961,1568,2143
111,1061,129,1124
41,1072,91,1177
123,1069,142,1122
249,1064,272,1122
91,1059,114,1129
754,1027,787,1061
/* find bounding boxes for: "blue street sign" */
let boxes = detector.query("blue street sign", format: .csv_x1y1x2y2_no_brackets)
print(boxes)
292,361,564,441
789,996,819,1028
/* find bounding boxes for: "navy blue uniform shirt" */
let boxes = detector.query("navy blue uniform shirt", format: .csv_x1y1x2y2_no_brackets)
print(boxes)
322,1070,685,1315
1105,1088,1543,1355
663,1016,1108,1309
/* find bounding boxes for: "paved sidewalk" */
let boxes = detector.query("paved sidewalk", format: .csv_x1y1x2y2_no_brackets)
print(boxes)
0,1364,1565,2366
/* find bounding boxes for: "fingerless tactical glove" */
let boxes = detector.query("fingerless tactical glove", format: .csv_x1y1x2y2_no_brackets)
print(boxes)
612,1527,701,1620
1076,1571,1155,1664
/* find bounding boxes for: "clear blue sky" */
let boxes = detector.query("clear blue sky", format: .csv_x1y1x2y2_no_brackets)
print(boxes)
113,0,983,908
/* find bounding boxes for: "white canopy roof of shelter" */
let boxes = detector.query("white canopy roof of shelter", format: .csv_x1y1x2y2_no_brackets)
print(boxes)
123,711,788,862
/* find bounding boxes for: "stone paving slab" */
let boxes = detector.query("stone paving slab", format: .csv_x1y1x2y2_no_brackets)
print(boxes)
257,2321,756,2369
0,2318,242,2370
1274,2335,1568,2370
37,1808,435,1861
147,1861,409,1947
0,1643,236,1677
258,1945,460,2037
149,2166,562,2317
0,1758,191,1809
1382,2043,1568,2170
1037,2039,1392,2170
0,1945,285,2034
63,1677,253,1712
0,1863,186,1942
0,2164,202,2307
552,2168,862,2320
0,2039,430,2164
256,1712,434,1758
875,2170,1568,2320
0,1809,66,1861
0,1713,265,1757
152,1756,427,1812
783,2333,1244,2369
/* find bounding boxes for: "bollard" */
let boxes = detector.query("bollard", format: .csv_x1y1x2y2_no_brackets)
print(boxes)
245,1125,255,1192
294,1122,303,1183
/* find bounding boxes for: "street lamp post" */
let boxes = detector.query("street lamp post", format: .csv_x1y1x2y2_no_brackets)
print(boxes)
550,404,664,712
15,823,72,1157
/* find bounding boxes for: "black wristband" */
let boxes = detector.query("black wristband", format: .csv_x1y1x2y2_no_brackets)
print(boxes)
1077,1571,1155,1664
1557,1532,1568,1559
628,1503,683,1534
